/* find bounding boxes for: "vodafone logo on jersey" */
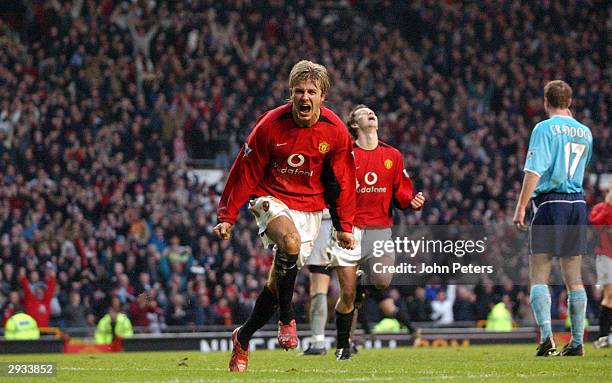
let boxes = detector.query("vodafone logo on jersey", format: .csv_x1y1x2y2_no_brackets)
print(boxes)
357,172,386,193
274,153,313,177
364,172,378,185
287,154,305,167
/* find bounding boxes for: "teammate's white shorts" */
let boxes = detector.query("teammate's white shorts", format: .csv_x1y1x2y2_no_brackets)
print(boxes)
248,196,322,268
308,218,334,267
596,255,612,285
328,227,395,267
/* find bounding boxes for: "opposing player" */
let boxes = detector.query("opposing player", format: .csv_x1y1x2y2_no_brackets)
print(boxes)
513,80,593,356
328,104,425,360
590,180,612,348
214,60,356,372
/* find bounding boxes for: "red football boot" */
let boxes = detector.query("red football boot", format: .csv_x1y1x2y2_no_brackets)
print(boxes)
278,319,298,350
229,327,249,372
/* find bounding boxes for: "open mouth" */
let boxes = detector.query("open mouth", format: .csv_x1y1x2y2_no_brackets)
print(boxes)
299,104,312,114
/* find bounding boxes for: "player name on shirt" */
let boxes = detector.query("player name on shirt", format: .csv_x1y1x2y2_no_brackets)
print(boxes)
524,115,592,196
549,124,592,139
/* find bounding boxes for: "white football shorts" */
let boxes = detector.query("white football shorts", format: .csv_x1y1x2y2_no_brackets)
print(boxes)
307,217,334,267
596,255,612,285
248,196,322,268
327,227,395,267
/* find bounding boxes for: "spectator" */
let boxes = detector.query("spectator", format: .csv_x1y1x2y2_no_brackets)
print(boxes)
161,235,193,278
514,291,535,323
128,293,150,328
19,267,56,328
127,208,151,246
407,287,432,322
63,291,89,329
146,298,166,334
4,305,40,340
485,295,513,332
192,290,215,326
212,297,233,326
165,293,190,327
474,281,498,320
431,285,456,325
94,297,133,345
134,272,153,295
454,286,477,322
115,273,135,305
1,291,21,326
128,21,158,59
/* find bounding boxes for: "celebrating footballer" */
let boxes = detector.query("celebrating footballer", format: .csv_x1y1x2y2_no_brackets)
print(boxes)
214,60,357,372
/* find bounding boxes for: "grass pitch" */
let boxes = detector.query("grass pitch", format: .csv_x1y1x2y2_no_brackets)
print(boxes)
1,345,610,382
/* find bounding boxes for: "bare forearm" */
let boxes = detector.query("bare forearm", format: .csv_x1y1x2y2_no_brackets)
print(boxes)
517,171,540,208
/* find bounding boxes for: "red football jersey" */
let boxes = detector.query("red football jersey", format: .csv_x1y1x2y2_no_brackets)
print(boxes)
217,103,356,233
589,202,612,258
353,141,415,228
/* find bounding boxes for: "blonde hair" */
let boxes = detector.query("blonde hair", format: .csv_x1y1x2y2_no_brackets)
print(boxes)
288,60,330,96
544,80,572,108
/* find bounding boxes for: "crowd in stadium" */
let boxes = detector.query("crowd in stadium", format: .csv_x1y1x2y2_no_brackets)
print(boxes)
0,0,609,334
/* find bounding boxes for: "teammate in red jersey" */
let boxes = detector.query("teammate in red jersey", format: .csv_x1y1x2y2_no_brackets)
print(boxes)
591,180,612,348
213,60,356,372
329,104,425,360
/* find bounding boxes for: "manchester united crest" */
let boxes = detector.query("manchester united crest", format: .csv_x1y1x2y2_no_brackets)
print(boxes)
318,141,330,154
384,159,393,169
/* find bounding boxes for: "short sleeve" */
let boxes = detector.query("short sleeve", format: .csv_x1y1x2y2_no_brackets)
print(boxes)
524,125,552,176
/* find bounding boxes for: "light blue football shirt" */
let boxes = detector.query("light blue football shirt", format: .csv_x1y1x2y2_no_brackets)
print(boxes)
523,115,592,197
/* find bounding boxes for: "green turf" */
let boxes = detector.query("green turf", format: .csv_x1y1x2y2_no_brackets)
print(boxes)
0,344,610,382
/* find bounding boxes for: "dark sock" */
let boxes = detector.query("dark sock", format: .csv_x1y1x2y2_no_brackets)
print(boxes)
358,306,371,334
237,286,277,349
336,310,354,349
600,305,612,338
355,275,367,309
356,273,372,334
274,250,298,325
391,308,415,334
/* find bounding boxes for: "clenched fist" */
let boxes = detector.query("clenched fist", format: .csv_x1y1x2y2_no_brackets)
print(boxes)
411,192,425,209
336,231,356,250
213,222,234,240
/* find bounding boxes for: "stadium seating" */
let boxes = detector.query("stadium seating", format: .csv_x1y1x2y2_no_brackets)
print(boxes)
0,1,608,333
